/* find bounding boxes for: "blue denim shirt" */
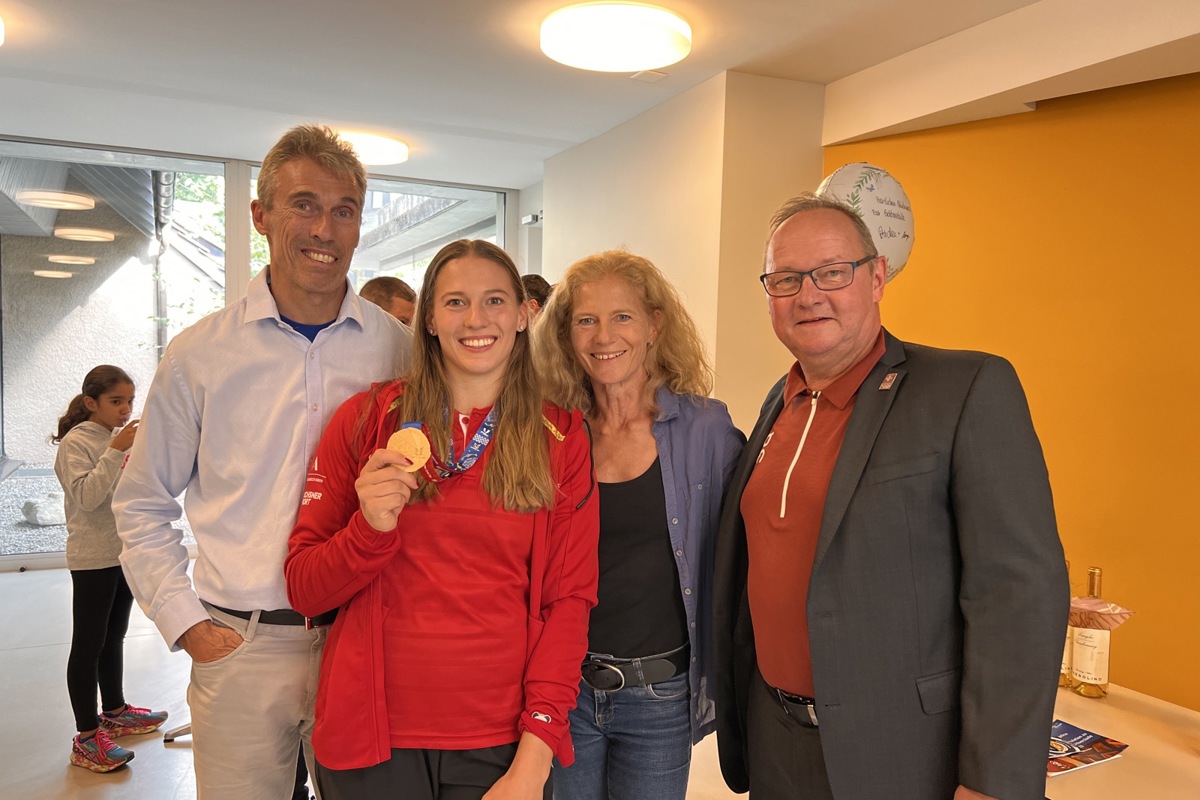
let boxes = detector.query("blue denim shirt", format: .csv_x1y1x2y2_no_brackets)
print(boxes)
652,387,745,744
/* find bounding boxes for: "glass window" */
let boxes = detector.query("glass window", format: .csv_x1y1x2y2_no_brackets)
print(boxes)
0,141,225,562
249,170,505,292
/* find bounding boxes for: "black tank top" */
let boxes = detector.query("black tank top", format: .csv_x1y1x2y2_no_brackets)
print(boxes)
588,457,689,658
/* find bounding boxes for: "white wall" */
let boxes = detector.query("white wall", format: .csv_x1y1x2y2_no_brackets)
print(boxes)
542,71,826,431
714,72,825,429
544,73,728,369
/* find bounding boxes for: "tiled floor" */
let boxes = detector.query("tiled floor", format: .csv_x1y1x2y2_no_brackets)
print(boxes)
0,567,739,799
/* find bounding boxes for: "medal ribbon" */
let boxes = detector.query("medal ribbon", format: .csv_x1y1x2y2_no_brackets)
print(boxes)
409,407,496,483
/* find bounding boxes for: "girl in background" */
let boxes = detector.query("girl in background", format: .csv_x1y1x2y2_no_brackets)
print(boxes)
52,365,167,773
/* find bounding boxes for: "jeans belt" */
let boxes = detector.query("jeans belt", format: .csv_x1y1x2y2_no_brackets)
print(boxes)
581,646,689,692
773,686,819,728
211,605,337,629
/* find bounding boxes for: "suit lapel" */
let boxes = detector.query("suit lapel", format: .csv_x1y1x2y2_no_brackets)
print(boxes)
812,333,907,572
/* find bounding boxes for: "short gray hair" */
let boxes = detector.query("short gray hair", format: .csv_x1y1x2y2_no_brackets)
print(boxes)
765,192,877,266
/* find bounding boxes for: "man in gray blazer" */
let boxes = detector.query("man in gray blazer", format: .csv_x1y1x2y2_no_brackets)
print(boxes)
713,193,1068,800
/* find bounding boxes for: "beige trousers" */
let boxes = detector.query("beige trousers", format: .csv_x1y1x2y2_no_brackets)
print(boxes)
188,605,327,800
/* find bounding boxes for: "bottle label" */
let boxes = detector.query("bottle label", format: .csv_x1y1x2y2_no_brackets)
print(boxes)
1071,628,1110,684
1061,626,1074,672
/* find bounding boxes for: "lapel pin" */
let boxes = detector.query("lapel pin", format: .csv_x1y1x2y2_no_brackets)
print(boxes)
878,372,898,391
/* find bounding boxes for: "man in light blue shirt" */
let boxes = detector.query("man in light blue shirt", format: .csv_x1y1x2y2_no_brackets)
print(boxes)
115,125,412,798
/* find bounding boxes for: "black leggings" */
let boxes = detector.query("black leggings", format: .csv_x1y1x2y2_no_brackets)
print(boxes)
67,566,134,732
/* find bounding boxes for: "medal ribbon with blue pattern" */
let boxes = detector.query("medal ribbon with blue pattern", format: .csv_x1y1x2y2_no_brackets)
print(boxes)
408,407,496,483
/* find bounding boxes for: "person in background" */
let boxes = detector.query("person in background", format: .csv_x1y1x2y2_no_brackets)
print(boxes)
534,250,744,800
53,365,168,773
286,239,599,800
114,124,412,798
361,276,417,325
522,273,553,318
712,193,1068,800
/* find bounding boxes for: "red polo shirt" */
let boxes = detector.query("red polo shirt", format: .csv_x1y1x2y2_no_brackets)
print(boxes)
742,331,885,696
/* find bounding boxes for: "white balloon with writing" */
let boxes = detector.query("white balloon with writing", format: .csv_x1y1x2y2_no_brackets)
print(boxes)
817,163,913,282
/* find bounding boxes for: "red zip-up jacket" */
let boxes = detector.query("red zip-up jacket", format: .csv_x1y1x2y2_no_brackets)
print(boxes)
286,380,598,770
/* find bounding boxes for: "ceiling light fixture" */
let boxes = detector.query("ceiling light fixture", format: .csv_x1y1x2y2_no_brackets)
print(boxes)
16,190,96,210
0,17,6,48
540,2,692,72
54,227,115,242
339,131,410,165
48,255,96,265
34,270,74,279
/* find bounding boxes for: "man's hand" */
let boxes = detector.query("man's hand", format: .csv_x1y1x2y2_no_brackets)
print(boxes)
177,620,243,663
954,786,999,800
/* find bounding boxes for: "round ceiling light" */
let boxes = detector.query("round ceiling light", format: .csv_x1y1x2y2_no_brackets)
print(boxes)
34,270,74,279
16,190,96,210
48,255,96,265
540,2,692,72
339,131,410,165
54,227,115,242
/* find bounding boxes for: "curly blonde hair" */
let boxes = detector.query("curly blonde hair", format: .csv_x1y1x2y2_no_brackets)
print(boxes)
533,250,712,415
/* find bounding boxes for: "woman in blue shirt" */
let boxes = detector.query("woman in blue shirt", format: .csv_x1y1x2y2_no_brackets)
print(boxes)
534,250,744,800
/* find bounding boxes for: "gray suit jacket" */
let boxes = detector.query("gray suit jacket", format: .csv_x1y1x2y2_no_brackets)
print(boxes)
713,331,1068,799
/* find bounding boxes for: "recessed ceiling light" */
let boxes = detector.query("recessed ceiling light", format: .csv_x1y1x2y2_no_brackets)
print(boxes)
16,190,96,210
48,255,96,265
541,3,692,72
339,131,410,165
34,270,74,279
54,227,115,242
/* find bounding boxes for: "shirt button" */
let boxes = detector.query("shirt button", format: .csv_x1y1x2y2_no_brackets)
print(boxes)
675,549,683,557
691,655,697,662
683,588,692,596
690,621,696,629
696,483,703,490
311,404,318,412
671,517,679,525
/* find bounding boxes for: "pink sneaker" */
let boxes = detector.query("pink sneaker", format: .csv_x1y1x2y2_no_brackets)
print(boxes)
70,730,134,772
100,704,169,737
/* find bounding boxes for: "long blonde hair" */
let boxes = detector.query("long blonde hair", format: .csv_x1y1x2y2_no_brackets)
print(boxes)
403,240,553,512
534,250,712,415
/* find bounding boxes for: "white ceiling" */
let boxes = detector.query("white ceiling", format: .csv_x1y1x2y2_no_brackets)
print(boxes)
0,0,1145,190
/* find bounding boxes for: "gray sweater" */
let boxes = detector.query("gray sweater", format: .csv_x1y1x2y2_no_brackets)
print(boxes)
54,421,127,570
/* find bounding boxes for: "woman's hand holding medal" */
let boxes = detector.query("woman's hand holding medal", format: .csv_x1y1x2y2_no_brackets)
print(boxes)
355,429,431,532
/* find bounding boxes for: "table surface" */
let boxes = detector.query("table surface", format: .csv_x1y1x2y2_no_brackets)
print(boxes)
1045,684,1200,799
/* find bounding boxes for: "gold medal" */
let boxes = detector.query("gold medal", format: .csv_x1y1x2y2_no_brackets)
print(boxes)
387,428,431,472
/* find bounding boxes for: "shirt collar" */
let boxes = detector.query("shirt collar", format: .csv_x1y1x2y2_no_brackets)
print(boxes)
653,384,680,424
244,267,365,330
783,329,887,409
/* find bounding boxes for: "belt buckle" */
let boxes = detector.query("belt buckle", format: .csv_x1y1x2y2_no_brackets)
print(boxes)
776,689,819,727
583,660,626,692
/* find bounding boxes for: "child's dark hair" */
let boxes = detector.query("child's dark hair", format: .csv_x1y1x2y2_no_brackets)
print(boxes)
50,365,134,444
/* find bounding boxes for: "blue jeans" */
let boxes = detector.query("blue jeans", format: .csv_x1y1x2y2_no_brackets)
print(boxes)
552,673,691,800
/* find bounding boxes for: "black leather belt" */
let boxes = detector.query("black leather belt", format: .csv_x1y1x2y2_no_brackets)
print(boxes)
772,686,819,727
581,646,689,692
212,605,337,629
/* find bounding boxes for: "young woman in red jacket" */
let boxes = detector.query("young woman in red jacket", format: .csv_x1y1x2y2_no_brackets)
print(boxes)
286,240,600,800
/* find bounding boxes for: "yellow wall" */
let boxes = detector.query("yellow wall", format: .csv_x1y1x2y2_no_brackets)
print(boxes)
825,72,1200,711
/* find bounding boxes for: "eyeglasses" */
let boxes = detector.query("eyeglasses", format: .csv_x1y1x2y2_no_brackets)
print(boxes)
759,255,876,297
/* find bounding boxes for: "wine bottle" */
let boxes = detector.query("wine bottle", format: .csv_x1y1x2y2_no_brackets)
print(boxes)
1059,559,1072,688
1070,566,1109,698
